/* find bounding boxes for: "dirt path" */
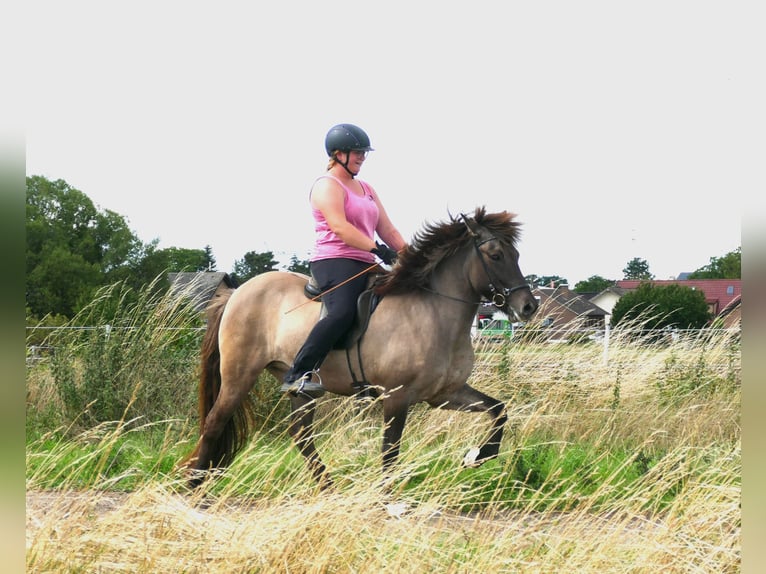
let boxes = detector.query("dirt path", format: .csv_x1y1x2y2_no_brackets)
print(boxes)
25,487,664,536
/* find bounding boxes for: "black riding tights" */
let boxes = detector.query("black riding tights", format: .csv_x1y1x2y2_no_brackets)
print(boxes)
284,258,372,383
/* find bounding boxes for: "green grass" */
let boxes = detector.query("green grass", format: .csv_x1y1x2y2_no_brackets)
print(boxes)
27,419,193,492
26,404,738,516
25,281,741,572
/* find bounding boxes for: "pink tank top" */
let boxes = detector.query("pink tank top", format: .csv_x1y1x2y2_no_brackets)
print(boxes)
310,175,379,263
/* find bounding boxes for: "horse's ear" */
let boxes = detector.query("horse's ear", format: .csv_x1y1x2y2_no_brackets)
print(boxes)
460,213,479,237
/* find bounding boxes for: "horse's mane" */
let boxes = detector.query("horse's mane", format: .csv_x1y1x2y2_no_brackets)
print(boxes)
375,206,522,296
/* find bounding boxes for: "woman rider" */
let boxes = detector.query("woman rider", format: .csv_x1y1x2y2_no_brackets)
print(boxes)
281,124,408,397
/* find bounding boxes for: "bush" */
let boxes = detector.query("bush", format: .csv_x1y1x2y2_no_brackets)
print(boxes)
611,283,711,330
44,277,203,432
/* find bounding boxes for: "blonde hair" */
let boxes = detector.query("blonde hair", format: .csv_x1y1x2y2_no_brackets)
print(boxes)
326,151,343,171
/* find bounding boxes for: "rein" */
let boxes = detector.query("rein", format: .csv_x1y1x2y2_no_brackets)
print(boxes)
284,262,380,314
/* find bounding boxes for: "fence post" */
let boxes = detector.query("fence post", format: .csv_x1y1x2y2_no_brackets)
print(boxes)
603,322,610,364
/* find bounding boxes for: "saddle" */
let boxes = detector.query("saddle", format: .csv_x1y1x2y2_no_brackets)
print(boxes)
303,273,382,397
303,273,381,350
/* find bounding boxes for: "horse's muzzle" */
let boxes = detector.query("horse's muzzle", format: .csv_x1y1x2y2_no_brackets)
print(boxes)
509,290,538,322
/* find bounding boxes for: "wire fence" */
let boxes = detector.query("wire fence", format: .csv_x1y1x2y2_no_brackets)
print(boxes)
25,325,206,364
26,324,740,366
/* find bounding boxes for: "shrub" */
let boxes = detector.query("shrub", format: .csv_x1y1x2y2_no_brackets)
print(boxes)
45,277,203,432
611,283,711,330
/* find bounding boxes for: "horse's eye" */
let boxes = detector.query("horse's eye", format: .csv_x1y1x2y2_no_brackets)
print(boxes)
489,252,502,261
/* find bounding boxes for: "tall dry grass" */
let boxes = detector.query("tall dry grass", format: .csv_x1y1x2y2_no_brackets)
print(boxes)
26,276,207,434
26,299,740,572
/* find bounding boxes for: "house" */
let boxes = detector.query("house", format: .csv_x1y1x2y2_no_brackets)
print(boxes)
168,271,238,312
588,286,629,318
714,294,741,329
615,279,741,316
531,285,608,338
474,279,741,338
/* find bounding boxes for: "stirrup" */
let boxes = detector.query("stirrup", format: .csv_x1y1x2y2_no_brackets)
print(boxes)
280,371,325,398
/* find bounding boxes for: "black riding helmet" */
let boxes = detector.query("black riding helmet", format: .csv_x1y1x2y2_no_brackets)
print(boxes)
324,124,374,156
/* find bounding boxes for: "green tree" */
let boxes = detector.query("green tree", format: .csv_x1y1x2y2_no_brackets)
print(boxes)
286,254,310,275
688,247,741,279
232,250,279,283
127,239,166,287
26,176,143,318
573,275,615,293
26,246,102,319
157,247,210,272
126,243,214,293
610,283,711,329
622,257,654,280
202,245,217,271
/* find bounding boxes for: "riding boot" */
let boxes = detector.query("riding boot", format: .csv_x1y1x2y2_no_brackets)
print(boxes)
280,370,325,398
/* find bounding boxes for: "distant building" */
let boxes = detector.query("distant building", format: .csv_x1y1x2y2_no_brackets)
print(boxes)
587,286,629,319
716,294,741,329
531,285,608,337
168,272,238,313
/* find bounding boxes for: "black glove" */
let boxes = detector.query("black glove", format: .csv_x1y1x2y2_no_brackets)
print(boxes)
371,241,398,265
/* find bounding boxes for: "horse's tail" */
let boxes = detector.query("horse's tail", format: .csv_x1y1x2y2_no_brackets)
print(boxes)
182,287,256,471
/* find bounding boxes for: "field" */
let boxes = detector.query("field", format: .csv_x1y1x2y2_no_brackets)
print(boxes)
26,286,740,572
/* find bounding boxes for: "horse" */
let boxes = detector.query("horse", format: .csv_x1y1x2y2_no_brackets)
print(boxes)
182,206,538,488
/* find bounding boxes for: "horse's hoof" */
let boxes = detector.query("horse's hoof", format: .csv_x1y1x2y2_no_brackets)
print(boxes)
462,447,482,468
186,469,209,490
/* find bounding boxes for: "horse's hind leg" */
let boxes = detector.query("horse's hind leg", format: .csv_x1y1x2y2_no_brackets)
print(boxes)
432,385,508,467
289,395,332,489
190,382,254,486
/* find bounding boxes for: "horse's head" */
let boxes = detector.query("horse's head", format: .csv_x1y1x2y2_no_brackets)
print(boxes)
462,209,538,322
374,207,539,322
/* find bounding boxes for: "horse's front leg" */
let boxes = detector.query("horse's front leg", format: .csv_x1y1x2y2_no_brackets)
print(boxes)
289,395,332,490
432,384,508,467
381,397,409,475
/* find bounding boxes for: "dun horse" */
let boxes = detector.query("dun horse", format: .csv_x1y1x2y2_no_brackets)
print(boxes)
183,207,538,487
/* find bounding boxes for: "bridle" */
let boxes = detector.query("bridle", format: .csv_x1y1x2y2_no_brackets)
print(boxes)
471,234,533,309
421,216,532,310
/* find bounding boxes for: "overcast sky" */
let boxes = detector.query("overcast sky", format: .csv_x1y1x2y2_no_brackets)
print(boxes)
26,2,758,285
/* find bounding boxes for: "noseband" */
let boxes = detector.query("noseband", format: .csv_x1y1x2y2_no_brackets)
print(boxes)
472,235,532,309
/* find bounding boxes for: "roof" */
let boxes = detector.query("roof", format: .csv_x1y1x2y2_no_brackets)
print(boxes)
535,286,606,317
615,279,741,310
718,293,741,318
168,272,237,311
593,286,629,298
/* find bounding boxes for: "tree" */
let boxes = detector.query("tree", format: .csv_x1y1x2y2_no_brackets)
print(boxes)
26,176,143,318
688,247,741,279
573,275,615,294
286,254,310,275
610,283,710,329
118,239,169,294
26,245,102,319
622,257,654,280
157,247,210,272
125,245,211,294
27,175,228,320
232,250,279,283
202,245,217,271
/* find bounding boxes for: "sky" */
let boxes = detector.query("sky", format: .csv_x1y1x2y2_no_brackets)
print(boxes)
25,2,760,286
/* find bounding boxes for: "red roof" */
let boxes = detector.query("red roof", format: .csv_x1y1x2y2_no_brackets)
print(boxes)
615,279,741,315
